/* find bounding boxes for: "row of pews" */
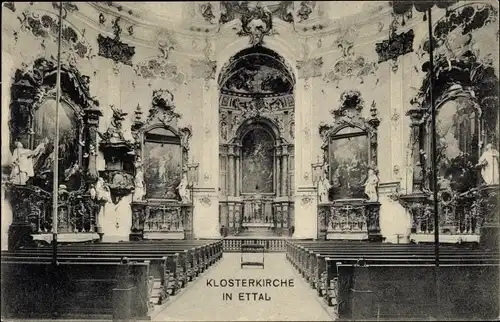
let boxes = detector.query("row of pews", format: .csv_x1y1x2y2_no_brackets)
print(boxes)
286,240,500,321
1,239,223,320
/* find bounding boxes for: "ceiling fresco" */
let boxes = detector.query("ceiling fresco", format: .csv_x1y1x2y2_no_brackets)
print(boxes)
219,47,295,95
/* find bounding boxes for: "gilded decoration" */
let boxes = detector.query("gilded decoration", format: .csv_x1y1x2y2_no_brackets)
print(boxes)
97,16,135,66
5,58,103,248
393,3,499,239
323,30,379,87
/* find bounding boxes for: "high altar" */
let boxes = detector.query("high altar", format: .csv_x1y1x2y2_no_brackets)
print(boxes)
1,1,498,249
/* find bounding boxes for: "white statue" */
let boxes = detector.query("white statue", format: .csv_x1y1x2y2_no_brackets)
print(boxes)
9,141,40,185
364,168,379,202
177,172,190,203
318,176,331,204
478,143,499,185
95,177,111,203
133,157,146,201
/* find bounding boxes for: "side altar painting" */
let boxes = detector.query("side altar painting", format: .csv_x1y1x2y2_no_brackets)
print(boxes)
317,90,382,241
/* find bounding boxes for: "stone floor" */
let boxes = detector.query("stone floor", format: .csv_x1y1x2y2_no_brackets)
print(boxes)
153,253,333,321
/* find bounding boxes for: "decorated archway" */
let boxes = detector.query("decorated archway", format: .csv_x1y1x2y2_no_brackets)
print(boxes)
218,46,295,236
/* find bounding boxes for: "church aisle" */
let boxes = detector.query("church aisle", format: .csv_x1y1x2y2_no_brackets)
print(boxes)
153,253,333,321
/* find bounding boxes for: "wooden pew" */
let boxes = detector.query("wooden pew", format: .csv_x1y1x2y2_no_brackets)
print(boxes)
1,260,152,320
14,239,223,287
4,240,223,301
335,263,500,321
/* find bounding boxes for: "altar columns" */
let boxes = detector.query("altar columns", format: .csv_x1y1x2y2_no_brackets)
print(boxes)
281,146,289,197
228,149,235,196
276,145,282,196
235,145,241,197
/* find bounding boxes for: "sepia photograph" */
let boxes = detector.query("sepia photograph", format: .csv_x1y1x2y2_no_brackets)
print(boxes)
1,1,499,321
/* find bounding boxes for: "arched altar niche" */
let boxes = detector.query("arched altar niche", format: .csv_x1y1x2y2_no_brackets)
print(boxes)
4,57,102,249
218,46,295,237
129,89,194,240
399,3,499,244
317,90,382,241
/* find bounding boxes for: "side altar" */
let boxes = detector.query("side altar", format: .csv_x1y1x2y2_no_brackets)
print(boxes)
315,90,382,241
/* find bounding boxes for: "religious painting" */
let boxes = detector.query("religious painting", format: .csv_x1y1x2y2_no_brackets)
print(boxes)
30,99,81,189
431,97,480,192
241,129,274,193
143,129,182,200
328,128,369,199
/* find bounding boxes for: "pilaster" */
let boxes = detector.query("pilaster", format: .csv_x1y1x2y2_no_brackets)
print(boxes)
192,187,220,239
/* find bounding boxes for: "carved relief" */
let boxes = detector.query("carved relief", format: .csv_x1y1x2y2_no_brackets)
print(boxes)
323,31,378,87
4,2,15,12
220,1,293,24
97,17,135,66
200,2,216,24
296,1,316,23
18,9,94,61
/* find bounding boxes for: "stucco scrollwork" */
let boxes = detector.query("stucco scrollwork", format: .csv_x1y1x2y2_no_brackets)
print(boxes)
18,9,94,61
134,42,186,84
323,31,378,87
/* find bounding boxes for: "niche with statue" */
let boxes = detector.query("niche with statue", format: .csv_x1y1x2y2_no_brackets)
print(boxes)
129,89,195,240
3,58,104,249
316,90,382,241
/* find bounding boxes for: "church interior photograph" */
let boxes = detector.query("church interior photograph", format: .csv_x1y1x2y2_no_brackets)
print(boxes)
1,1,499,321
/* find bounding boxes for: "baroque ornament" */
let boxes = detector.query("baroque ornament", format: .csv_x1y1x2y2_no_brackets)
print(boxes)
323,32,378,87
97,16,135,66
18,9,94,60
134,41,186,84
375,29,415,73
220,2,293,46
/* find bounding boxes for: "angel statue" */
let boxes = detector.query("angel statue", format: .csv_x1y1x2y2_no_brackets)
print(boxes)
477,143,499,185
95,177,112,203
133,157,146,201
364,168,379,202
318,165,331,204
177,171,191,203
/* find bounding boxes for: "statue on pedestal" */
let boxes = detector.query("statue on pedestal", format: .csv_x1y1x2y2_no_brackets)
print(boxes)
133,157,146,201
364,168,379,202
318,166,331,204
177,172,190,203
478,143,499,185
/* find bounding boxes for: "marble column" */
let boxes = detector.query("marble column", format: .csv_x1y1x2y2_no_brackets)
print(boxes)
281,148,289,197
235,145,241,197
276,148,282,197
228,149,235,196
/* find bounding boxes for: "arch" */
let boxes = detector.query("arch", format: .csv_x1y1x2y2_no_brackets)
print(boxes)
215,36,299,84
233,116,281,144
